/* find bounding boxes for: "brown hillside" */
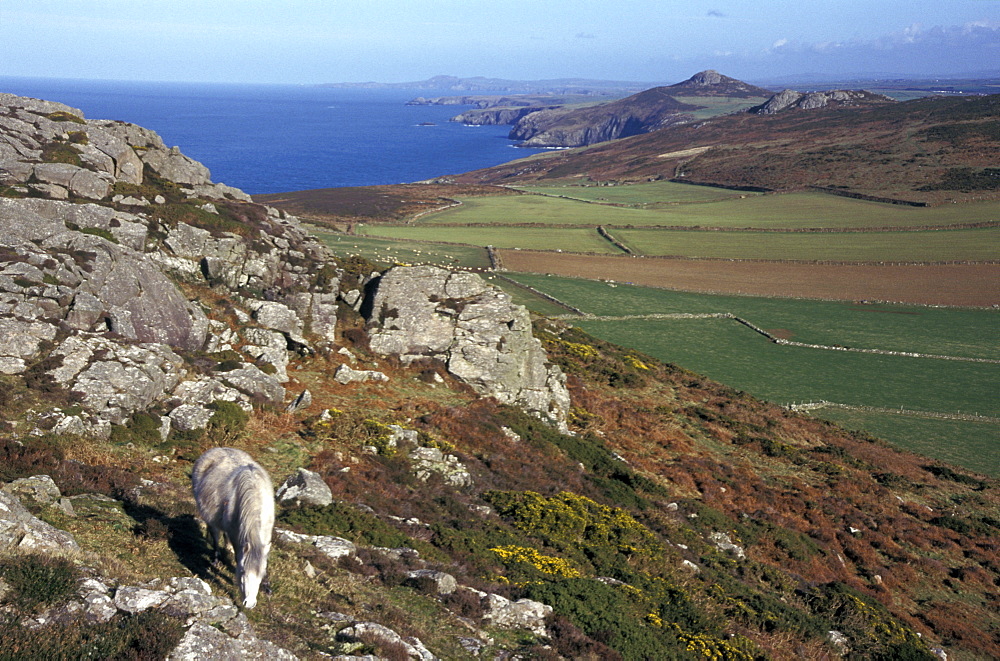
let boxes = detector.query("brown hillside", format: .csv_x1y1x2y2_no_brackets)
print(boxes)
456,93,1000,204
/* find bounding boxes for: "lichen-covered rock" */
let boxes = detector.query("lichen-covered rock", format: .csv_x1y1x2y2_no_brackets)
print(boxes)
168,621,298,660
217,363,286,405
333,363,389,385
709,531,746,560
274,528,356,561
2,475,61,505
366,265,569,431
480,593,552,636
404,569,458,595
749,89,895,114
0,317,57,374
51,335,186,425
408,446,473,488
336,622,437,660
0,489,80,553
113,586,170,614
140,146,212,186
241,327,290,382
0,198,208,351
276,468,333,507
168,403,214,432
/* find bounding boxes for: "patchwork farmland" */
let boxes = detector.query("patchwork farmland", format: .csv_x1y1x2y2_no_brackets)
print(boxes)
318,183,999,475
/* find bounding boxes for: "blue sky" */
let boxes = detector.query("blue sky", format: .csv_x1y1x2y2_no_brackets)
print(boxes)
2,1,998,84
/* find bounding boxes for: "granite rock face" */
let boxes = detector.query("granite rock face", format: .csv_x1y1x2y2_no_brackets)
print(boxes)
0,93,346,431
366,265,570,431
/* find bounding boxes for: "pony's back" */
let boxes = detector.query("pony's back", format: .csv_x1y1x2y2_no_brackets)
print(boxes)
192,447,256,533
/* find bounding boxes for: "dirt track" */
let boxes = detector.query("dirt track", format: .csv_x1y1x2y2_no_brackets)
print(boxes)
498,250,1000,307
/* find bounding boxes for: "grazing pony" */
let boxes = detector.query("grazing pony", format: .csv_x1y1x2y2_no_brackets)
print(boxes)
192,447,275,609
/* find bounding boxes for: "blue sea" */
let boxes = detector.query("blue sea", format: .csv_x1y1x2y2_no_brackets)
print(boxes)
0,77,545,195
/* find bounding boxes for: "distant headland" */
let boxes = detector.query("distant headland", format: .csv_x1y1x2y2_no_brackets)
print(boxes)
319,75,660,96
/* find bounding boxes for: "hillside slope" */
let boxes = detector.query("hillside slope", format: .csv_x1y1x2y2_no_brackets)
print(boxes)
501,70,773,148
0,93,997,660
456,93,1000,204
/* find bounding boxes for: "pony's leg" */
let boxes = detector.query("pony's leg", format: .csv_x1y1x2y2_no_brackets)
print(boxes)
208,525,226,566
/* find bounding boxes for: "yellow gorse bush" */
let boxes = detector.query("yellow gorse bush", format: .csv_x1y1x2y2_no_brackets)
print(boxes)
490,545,582,578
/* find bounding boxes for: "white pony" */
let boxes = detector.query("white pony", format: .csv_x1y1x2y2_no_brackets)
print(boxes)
192,447,275,609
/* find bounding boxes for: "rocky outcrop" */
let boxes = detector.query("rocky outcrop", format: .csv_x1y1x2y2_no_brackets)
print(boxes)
0,197,206,351
0,93,248,202
366,265,570,431
0,93,345,434
749,89,895,114
500,71,776,147
336,621,436,660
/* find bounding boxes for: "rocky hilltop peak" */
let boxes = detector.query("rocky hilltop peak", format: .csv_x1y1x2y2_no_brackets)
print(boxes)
666,70,774,97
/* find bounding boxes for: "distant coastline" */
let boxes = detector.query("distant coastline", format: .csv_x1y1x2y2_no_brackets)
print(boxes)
320,74,659,96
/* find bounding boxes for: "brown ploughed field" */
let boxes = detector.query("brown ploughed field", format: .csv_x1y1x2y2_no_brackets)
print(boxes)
499,250,1000,307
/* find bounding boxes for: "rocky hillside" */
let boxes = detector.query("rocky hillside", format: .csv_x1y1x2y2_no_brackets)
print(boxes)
748,89,895,114
0,92,998,660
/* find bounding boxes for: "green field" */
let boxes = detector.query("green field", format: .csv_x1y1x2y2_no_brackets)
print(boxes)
358,225,623,254
499,273,1000,475
312,230,492,269
422,190,1000,230
517,180,753,205
815,409,998,477
613,226,999,261
501,273,1000,360
671,95,771,119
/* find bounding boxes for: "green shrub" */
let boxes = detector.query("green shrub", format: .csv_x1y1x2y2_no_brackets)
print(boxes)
279,502,437,559
110,411,164,446
500,407,663,508
205,400,249,444
805,582,935,660
39,142,82,167
0,554,78,613
519,578,687,659
44,111,85,124
0,610,184,661
482,490,663,576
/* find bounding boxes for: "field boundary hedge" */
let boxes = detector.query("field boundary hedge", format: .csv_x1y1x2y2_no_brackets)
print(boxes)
559,311,999,364
491,273,585,315
809,186,930,207
789,400,1000,423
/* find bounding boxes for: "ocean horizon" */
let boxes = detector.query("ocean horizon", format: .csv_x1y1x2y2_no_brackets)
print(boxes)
0,76,545,195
